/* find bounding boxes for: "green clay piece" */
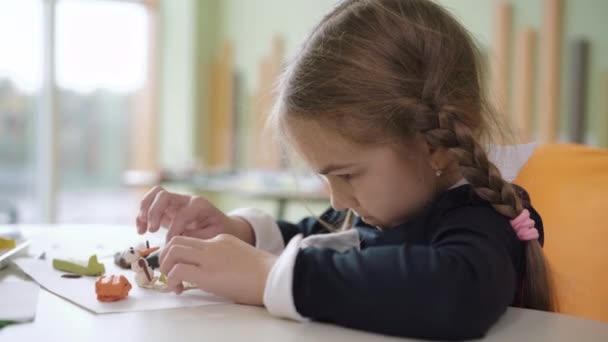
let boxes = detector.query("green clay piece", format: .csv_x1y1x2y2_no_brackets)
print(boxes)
52,255,105,276
0,320,17,329
159,274,167,284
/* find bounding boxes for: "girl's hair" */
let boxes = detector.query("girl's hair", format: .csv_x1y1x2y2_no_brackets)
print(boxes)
271,0,557,312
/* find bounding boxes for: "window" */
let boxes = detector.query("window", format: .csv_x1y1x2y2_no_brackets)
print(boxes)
55,0,150,223
0,0,43,223
0,0,156,224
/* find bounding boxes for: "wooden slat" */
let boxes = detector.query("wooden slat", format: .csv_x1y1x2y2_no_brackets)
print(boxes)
568,39,589,144
207,42,234,170
490,2,513,120
130,2,160,183
251,58,270,169
602,71,608,147
513,28,536,142
252,35,284,170
538,0,563,142
231,73,243,170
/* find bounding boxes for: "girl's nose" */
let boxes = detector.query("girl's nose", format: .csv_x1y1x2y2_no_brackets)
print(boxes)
329,186,357,211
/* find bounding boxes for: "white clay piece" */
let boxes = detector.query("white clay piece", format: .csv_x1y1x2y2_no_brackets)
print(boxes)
132,257,158,287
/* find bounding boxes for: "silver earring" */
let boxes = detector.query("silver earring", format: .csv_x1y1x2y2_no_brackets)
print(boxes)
435,169,442,177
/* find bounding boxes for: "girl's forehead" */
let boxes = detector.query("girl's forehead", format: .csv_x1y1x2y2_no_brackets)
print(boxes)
286,120,426,175
284,117,430,173
285,119,367,167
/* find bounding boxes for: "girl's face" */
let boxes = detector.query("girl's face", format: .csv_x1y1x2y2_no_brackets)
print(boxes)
286,119,446,228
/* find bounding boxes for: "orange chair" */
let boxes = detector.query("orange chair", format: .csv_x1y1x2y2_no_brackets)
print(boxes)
515,144,608,322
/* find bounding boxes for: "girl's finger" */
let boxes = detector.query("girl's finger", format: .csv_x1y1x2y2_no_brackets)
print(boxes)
136,215,147,235
183,224,222,240
159,235,204,266
147,190,173,233
137,186,165,234
166,264,200,295
159,242,203,276
138,186,164,220
166,197,210,242
159,214,173,230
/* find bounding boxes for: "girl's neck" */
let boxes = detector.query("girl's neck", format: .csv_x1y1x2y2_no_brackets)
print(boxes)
435,164,465,193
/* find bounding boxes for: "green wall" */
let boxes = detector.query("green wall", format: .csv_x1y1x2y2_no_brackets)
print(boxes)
438,0,608,146
158,0,198,168
159,0,608,221
208,0,608,147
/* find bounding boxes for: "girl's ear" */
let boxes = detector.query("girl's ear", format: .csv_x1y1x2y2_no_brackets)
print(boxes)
411,132,455,172
429,147,451,171
414,132,447,169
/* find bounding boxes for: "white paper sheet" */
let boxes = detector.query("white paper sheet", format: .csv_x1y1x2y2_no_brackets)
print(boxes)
13,257,231,314
0,281,40,322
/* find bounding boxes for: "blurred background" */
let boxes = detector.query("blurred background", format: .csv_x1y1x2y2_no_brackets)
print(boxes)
0,0,606,225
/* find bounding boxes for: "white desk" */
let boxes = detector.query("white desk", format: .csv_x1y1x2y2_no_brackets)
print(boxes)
2,225,608,342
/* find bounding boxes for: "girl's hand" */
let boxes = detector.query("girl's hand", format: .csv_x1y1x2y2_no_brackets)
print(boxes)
136,186,255,244
159,234,277,306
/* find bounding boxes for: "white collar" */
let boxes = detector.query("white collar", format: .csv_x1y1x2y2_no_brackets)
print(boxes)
448,178,469,189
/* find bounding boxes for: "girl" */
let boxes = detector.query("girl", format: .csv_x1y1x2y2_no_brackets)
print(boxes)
136,0,556,339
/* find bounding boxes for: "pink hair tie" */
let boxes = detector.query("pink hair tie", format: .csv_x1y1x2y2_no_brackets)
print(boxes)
510,209,539,241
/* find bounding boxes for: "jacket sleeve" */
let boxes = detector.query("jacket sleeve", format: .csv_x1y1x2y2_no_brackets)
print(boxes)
276,207,340,244
283,207,518,340
228,207,338,255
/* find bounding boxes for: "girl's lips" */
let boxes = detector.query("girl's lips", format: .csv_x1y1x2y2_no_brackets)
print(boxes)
353,209,366,217
353,210,375,223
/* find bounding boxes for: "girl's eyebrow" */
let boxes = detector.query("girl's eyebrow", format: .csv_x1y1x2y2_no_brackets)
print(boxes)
317,163,356,175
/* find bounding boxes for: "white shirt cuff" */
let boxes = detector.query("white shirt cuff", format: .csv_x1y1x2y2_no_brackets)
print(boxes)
228,208,285,255
263,234,309,322
262,229,361,322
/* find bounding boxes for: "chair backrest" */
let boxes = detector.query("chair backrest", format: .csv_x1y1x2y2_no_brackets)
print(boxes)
515,143,608,322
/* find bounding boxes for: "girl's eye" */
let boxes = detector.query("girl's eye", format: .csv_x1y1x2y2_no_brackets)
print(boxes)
337,174,354,181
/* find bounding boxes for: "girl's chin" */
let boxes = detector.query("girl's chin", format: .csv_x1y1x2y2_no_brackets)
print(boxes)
362,216,390,229
361,216,376,225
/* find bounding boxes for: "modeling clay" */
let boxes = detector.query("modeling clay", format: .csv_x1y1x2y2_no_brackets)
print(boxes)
0,238,16,249
136,273,198,292
113,252,130,269
133,240,159,257
95,275,132,302
139,246,160,258
114,241,160,269
61,274,82,279
52,255,105,276
145,249,161,269
132,258,157,287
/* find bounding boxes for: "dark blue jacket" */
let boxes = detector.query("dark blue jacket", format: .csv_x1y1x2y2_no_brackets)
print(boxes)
277,184,543,340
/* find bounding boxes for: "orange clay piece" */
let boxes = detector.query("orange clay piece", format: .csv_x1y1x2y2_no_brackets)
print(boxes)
95,275,132,302
138,246,160,258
